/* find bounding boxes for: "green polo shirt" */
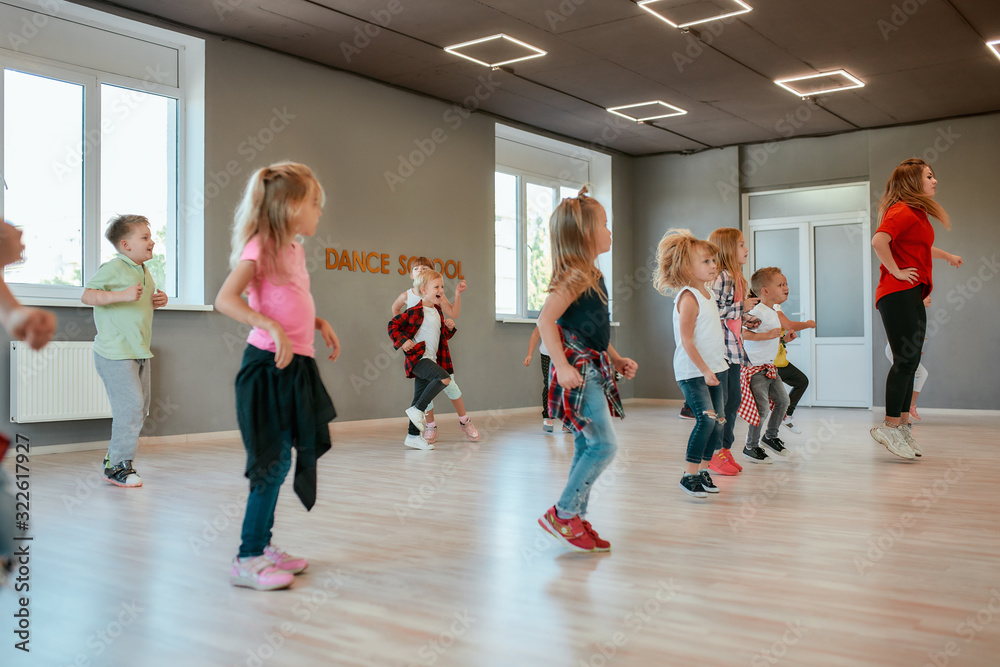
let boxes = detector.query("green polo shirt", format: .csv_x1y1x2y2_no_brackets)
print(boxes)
85,254,155,360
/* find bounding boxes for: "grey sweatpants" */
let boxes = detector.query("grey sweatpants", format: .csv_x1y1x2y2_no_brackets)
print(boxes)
94,353,151,464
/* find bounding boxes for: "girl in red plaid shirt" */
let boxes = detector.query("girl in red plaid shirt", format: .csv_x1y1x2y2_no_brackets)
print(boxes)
536,188,637,553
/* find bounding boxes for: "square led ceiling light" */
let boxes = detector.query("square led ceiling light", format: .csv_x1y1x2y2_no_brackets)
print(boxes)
774,70,865,96
638,0,752,29
607,101,688,121
444,34,546,67
988,39,1000,61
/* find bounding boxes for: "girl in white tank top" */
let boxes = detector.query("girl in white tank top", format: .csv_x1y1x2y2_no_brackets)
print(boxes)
653,230,730,499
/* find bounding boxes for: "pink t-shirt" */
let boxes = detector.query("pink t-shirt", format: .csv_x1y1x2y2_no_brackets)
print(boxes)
240,237,316,358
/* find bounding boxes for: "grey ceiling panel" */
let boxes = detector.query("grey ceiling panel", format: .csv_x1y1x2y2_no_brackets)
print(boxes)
84,0,1000,156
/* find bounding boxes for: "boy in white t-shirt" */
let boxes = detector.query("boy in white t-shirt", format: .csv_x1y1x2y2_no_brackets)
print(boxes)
740,267,792,463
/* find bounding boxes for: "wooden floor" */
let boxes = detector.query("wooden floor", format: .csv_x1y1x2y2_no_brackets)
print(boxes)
3,402,1000,667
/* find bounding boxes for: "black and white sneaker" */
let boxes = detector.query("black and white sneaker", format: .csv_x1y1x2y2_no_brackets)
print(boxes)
679,404,695,420
679,473,708,498
104,459,143,488
742,445,773,464
760,435,788,458
699,470,719,494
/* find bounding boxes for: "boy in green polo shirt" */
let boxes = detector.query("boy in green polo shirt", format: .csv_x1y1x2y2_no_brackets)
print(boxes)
82,215,167,487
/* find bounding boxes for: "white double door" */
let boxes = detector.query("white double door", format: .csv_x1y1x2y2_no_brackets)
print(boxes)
747,215,873,408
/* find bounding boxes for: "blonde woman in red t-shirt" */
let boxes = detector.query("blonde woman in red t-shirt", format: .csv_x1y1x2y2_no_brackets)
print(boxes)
870,158,962,459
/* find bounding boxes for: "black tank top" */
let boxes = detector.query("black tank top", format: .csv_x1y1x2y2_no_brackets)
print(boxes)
557,276,610,352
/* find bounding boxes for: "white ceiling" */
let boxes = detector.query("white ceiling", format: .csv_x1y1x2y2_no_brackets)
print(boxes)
89,0,1000,155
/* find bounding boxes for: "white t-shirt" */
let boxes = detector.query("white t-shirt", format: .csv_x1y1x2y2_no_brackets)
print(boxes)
413,306,441,361
743,303,781,365
537,326,549,357
672,286,728,381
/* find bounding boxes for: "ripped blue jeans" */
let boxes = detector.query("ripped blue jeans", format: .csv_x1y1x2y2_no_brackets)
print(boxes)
677,370,728,464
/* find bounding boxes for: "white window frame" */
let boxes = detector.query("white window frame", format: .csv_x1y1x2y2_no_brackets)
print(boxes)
495,167,584,320
494,124,613,323
0,0,207,309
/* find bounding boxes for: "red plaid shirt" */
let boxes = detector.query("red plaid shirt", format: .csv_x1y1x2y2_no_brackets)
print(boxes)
387,304,457,378
548,327,624,432
738,364,776,427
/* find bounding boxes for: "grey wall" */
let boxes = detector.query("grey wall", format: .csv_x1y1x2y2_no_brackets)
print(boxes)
634,114,1000,410
631,147,741,399
1,28,638,446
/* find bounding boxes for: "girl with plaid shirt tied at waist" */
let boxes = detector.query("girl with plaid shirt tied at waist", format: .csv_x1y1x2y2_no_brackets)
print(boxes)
536,187,637,553
705,228,761,477
388,270,479,451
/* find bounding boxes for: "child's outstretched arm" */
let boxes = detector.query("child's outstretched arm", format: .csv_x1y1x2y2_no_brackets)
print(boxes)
215,260,293,369
524,327,540,366
441,280,467,319
315,317,340,362
0,222,56,349
391,291,408,316
776,309,815,332
538,289,581,389
677,291,717,385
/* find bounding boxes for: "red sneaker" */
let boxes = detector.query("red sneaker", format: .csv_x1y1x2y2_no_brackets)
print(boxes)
722,448,743,472
708,450,740,476
538,506,597,552
581,519,611,552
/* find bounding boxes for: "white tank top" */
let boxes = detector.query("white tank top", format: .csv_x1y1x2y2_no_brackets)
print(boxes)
672,286,728,381
405,288,421,309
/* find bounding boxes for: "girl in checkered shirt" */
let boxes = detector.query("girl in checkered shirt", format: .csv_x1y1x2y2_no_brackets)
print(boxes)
705,228,760,477
536,188,637,553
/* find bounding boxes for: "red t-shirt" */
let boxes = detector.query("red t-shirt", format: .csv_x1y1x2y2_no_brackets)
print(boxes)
875,202,935,305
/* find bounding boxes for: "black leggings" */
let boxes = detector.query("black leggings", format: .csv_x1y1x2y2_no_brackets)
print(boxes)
877,286,926,419
777,362,808,416
409,358,450,435
540,354,551,419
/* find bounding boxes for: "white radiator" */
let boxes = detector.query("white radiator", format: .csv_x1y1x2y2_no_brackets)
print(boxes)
9,341,112,423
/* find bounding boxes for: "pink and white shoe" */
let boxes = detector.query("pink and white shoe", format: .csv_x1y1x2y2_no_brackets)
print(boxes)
263,545,309,574
423,423,439,444
459,418,480,441
230,555,294,591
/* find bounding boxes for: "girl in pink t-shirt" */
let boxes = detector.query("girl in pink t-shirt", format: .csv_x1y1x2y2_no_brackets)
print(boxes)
216,162,341,591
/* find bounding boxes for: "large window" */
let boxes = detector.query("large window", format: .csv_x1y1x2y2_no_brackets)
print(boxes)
495,170,580,318
0,1,204,305
494,125,613,321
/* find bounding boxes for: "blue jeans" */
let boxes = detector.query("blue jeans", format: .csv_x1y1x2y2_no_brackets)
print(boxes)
556,367,619,517
239,434,293,557
720,362,741,451
678,370,727,464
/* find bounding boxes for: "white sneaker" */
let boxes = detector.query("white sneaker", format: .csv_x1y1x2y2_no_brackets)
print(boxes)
404,434,433,450
405,406,426,434
870,423,915,460
899,424,922,457
782,415,802,434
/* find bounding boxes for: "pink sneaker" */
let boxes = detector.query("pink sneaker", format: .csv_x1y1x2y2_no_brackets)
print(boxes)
423,423,439,444
263,545,309,574
459,418,480,441
230,555,294,591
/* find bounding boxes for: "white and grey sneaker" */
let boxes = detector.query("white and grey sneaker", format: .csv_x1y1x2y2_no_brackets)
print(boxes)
899,424,921,457
405,406,427,434
870,423,915,460
782,415,802,434
404,434,433,450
